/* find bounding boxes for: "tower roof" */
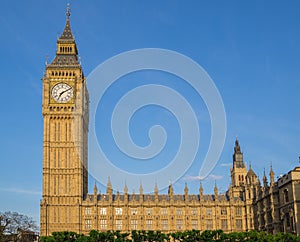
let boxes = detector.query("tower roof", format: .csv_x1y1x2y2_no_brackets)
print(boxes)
246,164,257,177
232,138,245,168
58,4,74,42
269,164,275,177
48,4,80,67
234,138,242,154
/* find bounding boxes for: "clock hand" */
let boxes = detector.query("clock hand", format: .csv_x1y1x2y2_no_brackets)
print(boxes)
58,87,72,98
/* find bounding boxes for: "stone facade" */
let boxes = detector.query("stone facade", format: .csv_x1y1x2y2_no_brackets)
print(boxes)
40,8,300,236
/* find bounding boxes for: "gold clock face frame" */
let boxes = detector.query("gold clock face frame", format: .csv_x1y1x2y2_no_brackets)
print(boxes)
51,83,74,103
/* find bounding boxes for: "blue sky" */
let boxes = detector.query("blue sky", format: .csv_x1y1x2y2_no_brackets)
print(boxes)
0,1,300,225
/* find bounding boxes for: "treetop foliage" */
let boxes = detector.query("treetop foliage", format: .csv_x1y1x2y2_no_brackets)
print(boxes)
41,229,300,242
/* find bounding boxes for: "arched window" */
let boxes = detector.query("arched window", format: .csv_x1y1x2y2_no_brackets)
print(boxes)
284,189,289,203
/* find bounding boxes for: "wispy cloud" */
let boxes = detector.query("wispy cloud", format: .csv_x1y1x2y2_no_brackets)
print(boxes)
220,163,232,167
0,187,41,196
184,174,223,181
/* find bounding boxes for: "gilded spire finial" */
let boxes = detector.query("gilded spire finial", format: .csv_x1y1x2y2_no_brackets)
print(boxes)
66,3,71,19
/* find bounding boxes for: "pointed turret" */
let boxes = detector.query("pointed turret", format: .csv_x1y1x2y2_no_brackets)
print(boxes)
199,182,203,201
230,138,247,187
214,181,218,200
263,169,268,187
154,183,158,195
168,182,174,196
139,182,143,203
184,183,189,202
124,182,128,194
154,183,158,202
58,4,74,41
184,183,189,195
269,164,275,186
233,138,245,168
139,182,143,195
246,164,257,185
93,182,98,203
124,182,128,203
49,4,80,67
106,177,112,194
93,182,98,195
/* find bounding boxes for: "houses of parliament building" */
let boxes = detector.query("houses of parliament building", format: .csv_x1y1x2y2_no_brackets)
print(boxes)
40,7,300,236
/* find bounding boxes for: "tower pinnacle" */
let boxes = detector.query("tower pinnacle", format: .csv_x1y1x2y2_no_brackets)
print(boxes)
66,3,71,19
49,4,79,67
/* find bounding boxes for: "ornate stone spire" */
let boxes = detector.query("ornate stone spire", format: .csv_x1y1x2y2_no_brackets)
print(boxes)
139,182,143,203
58,3,74,41
263,169,268,187
154,183,158,202
214,181,218,198
49,3,79,67
232,138,245,168
234,138,241,154
124,182,128,203
199,182,203,196
184,182,188,195
106,177,112,194
124,182,128,194
246,164,257,184
168,181,174,196
154,182,158,195
139,182,143,195
184,183,189,202
269,164,275,186
93,182,98,195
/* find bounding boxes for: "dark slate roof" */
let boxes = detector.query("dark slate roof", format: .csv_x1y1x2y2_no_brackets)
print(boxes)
49,55,79,67
85,192,233,203
48,15,79,67
58,19,74,41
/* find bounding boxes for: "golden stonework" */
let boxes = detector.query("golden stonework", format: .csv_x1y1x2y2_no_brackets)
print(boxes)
40,6,300,236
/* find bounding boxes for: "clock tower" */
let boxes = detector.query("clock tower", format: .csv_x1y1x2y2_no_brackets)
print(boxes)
40,5,89,236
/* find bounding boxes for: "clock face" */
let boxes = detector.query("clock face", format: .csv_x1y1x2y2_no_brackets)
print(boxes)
51,83,73,103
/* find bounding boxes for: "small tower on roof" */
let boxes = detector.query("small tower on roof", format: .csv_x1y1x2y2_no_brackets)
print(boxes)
154,183,159,202
269,164,275,186
168,181,174,196
49,3,80,67
154,182,158,195
199,182,203,201
246,164,257,185
233,138,245,168
124,182,128,194
93,182,98,195
230,138,247,187
214,181,218,201
184,183,189,201
139,182,143,203
139,182,143,195
106,177,112,194
263,169,268,187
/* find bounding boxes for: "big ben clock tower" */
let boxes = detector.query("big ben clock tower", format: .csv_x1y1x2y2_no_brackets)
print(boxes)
40,5,89,236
